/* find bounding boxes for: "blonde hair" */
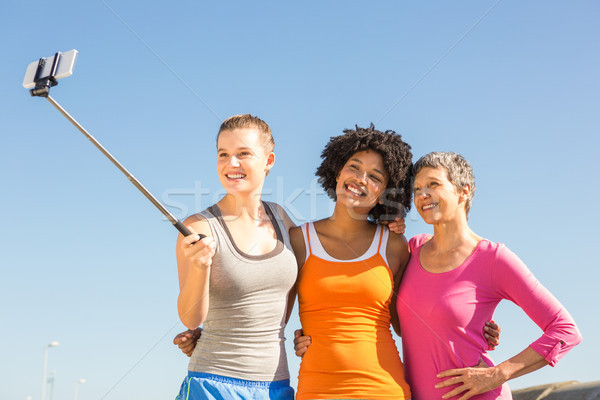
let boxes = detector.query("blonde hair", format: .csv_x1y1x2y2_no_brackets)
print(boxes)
217,114,274,154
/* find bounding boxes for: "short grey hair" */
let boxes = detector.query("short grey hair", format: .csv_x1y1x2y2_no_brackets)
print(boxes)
413,152,476,215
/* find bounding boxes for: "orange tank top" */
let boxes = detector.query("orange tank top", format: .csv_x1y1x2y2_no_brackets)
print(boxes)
296,223,411,400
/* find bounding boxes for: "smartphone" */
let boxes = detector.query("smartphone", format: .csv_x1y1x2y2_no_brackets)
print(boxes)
23,49,78,89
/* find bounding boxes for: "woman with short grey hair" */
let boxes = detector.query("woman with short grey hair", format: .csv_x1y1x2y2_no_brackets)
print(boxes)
396,151,581,399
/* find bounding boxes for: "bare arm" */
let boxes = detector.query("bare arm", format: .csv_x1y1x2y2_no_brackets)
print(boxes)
389,269,404,337
496,347,549,380
176,215,215,330
386,232,410,337
287,225,306,321
284,285,297,324
289,225,309,354
288,226,306,278
273,204,299,324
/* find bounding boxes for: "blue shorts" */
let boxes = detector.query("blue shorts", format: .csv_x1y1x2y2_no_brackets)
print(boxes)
176,371,294,400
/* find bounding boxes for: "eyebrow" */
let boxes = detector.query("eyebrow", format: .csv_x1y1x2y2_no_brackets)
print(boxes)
414,176,442,186
350,158,386,177
217,147,253,152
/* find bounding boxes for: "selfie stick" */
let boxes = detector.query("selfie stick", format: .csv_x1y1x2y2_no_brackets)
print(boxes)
28,53,203,240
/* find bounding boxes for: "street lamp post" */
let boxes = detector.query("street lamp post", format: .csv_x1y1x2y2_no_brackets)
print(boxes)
48,370,56,400
41,341,59,400
74,378,86,400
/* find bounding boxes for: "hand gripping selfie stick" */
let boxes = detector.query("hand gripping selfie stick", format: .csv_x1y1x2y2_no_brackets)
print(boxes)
24,50,204,240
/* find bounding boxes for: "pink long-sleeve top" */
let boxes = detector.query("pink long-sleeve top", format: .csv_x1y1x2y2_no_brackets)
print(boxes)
397,234,582,399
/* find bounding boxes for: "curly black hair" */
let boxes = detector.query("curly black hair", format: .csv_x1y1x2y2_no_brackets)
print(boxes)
316,124,413,222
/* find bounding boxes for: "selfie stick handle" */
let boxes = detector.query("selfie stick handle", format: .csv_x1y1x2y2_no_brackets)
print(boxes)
45,95,204,240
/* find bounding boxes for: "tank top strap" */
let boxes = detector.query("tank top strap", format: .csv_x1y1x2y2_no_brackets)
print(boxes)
376,224,384,252
198,208,224,251
199,208,224,235
198,209,215,225
377,225,390,267
305,222,387,263
262,201,288,246
305,223,313,254
299,223,313,264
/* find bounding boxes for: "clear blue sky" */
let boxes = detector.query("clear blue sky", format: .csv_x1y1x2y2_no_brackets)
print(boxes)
2,1,598,399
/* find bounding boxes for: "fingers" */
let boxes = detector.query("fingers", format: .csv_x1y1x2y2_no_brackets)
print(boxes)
436,367,463,379
294,336,311,350
182,234,216,268
435,374,471,400
181,228,203,246
485,320,500,335
443,385,472,400
173,330,192,345
173,328,202,357
179,339,197,357
294,340,310,357
436,364,498,399
440,379,478,400
484,320,500,349
484,333,499,349
293,330,311,358
388,217,407,235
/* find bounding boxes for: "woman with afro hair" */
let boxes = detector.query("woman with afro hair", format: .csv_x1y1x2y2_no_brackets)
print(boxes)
288,124,415,399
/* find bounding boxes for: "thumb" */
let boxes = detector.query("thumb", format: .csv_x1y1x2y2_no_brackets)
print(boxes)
186,227,203,243
294,329,303,339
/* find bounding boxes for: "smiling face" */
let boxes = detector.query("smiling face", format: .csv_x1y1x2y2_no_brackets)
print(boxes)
335,150,389,213
413,166,469,224
216,128,274,195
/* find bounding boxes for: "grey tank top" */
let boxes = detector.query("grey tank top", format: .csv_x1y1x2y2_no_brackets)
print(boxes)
188,201,297,381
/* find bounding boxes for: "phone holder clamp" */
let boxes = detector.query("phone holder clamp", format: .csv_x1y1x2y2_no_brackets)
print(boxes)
30,52,62,97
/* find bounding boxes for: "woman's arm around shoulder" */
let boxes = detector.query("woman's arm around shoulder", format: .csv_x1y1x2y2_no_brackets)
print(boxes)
273,206,299,324
386,231,410,337
285,225,307,323
288,225,306,270
176,214,215,330
386,231,410,277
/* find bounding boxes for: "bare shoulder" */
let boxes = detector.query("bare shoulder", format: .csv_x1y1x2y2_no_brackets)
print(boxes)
269,202,297,231
388,231,409,250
